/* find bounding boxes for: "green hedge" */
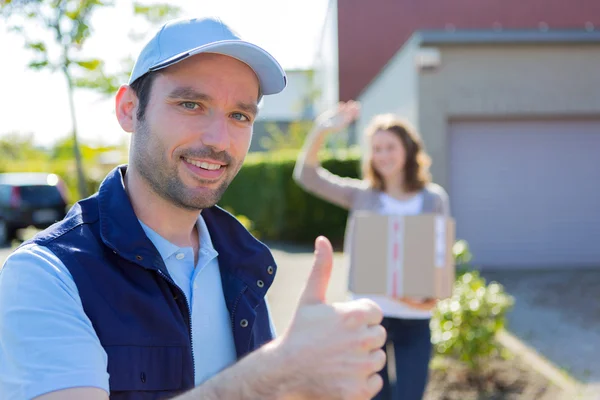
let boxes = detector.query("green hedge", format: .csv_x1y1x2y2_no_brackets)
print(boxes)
219,149,362,246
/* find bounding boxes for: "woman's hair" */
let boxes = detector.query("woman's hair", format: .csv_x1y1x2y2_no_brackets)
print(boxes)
362,114,432,192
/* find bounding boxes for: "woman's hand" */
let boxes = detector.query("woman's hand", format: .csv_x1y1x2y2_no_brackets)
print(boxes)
395,297,439,311
315,100,361,134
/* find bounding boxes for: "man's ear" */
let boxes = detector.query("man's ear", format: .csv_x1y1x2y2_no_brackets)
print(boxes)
115,85,138,133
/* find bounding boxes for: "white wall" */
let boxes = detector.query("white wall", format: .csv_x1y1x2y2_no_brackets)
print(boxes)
258,70,315,121
313,0,339,115
356,36,420,152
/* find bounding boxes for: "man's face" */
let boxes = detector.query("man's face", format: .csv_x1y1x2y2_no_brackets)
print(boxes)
130,53,259,210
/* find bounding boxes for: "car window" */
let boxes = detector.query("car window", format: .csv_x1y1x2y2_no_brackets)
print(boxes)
0,185,11,205
19,185,65,207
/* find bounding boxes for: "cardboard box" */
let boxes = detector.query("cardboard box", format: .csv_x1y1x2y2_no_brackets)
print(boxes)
350,212,456,299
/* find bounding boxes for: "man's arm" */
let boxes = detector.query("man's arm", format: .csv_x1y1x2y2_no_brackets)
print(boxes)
0,245,110,400
177,339,289,400
35,388,108,400
30,237,386,400
33,339,291,400
33,341,285,400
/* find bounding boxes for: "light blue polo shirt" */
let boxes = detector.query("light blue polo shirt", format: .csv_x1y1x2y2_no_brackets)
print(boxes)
0,214,271,399
138,216,237,385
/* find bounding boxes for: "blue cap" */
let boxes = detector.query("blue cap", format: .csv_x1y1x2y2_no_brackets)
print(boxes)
129,17,287,95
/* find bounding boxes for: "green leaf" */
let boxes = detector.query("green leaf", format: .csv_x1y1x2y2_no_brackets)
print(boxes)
8,25,23,33
28,60,49,70
72,21,91,45
72,73,121,97
133,3,150,14
133,2,181,24
93,0,113,6
26,41,47,53
75,59,102,71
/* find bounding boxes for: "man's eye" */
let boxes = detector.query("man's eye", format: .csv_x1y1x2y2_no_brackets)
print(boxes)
181,102,199,110
231,112,249,122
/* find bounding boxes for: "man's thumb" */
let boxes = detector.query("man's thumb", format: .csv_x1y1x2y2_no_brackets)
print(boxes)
299,236,334,305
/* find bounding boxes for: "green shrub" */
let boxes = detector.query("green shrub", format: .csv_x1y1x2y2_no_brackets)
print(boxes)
453,239,474,277
235,214,258,238
431,270,515,370
222,207,261,239
218,149,361,246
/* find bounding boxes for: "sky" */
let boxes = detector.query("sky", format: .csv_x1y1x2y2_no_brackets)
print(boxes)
0,0,330,147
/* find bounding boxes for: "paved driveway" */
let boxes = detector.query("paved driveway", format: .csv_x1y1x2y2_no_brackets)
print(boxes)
264,242,349,334
481,268,600,395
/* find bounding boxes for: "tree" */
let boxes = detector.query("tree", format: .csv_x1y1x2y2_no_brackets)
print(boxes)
0,132,47,161
0,0,179,198
259,120,313,152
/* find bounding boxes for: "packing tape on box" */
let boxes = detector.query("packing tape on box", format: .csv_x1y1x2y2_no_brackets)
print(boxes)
388,216,404,297
435,216,446,268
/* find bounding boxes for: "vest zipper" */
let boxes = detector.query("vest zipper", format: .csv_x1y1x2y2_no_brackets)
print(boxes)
157,269,196,383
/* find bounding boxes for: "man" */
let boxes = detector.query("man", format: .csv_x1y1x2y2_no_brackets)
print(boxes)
0,17,386,400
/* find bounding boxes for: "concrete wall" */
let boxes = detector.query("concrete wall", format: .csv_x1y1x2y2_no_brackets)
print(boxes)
313,0,339,115
418,43,600,187
356,37,420,152
258,70,314,121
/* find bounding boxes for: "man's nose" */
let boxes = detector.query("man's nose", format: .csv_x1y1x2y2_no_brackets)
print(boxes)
200,115,230,152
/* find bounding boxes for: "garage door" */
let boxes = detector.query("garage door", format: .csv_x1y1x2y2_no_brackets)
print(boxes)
449,119,600,269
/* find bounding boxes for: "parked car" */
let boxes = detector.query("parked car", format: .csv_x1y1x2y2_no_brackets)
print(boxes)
0,172,69,245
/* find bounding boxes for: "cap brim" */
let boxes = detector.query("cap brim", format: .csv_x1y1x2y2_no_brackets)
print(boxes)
148,40,286,95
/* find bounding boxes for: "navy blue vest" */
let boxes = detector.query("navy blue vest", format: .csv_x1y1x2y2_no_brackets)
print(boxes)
26,166,277,399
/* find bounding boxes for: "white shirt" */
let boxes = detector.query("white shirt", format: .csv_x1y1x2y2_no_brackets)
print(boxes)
352,191,433,320
380,192,424,216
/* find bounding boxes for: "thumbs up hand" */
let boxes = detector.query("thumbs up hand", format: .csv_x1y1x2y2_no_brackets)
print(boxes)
298,235,336,305
274,236,387,400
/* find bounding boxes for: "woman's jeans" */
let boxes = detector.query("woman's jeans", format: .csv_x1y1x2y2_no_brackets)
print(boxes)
373,317,433,400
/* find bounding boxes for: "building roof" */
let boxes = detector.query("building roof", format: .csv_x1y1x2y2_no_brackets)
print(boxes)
415,29,600,45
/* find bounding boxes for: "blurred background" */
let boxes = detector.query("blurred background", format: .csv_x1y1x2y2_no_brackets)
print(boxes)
1,0,599,399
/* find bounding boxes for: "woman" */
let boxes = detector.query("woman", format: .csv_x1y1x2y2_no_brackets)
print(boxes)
293,101,450,400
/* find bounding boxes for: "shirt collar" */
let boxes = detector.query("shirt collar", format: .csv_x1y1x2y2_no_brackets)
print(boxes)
138,214,218,262
197,212,218,257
